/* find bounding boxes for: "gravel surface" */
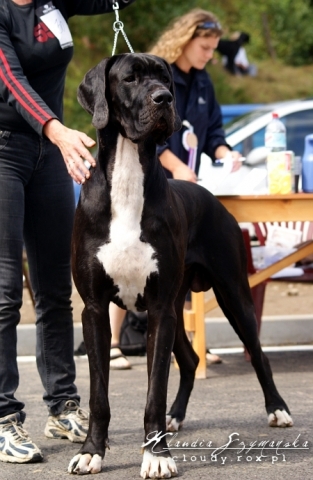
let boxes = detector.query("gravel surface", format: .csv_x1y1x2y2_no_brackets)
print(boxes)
1,351,312,480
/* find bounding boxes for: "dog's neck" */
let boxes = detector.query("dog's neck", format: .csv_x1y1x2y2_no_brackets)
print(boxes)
110,134,144,223
97,127,168,195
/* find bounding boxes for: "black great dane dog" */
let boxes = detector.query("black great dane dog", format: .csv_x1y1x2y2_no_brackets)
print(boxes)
69,53,293,477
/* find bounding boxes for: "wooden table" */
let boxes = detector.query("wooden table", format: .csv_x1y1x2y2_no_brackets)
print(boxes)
218,193,313,223
184,193,313,379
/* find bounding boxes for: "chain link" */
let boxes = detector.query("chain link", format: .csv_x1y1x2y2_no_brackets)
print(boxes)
112,1,134,56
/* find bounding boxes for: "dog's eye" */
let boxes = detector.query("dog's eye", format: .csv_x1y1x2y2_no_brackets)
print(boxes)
124,75,136,83
162,76,170,84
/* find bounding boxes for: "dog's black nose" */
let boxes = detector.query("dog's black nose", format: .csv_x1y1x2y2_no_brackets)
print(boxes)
151,90,173,105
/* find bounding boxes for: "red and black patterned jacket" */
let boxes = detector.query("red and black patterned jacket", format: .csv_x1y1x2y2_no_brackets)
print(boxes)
0,0,134,135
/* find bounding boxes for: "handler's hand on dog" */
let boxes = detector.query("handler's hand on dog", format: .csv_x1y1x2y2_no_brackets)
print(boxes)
43,119,96,184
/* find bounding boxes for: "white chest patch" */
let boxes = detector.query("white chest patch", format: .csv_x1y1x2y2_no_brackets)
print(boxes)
96,134,158,311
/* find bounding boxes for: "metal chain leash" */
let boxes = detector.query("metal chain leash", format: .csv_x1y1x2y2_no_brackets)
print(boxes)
112,1,134,56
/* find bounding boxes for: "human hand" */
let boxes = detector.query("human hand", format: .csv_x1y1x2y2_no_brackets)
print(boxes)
229,150,243,172
216,150,243,172
43,119,96,184
172,162,198,183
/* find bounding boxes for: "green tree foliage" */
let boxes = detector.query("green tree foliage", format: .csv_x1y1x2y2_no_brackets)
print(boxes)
211,0,313,65
65,0,194,134
64,0,313,133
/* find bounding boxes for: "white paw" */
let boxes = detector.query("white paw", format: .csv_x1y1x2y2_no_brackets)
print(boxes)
68,453,102,474
166,415,183,432
140,450,177,479
268,409,293,428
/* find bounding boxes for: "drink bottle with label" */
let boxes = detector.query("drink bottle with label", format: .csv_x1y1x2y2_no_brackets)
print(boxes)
265,112,286,152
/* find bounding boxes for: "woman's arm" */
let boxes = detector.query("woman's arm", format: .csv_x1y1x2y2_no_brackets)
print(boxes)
159,149,197,183
0,20,57,135
0,16,96,184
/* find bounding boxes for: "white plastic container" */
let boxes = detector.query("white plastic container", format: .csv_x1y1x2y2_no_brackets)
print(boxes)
265,112,286,152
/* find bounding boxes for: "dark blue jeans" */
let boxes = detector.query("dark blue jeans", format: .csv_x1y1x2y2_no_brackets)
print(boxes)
0,130,80,420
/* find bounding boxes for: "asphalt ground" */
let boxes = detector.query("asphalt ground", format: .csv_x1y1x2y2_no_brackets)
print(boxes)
1,350,312,480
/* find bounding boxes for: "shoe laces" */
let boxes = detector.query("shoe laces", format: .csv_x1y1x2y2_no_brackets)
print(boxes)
2,419,31,444
62,400,89,420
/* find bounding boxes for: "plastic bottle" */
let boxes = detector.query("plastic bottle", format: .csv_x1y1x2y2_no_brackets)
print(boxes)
301,134,313,193
264,112,286,152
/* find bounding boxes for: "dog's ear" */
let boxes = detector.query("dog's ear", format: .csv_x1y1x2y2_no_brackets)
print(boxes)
77,58,110,129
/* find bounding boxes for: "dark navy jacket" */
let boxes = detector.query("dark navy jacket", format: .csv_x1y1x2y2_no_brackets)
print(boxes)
158,63,230,177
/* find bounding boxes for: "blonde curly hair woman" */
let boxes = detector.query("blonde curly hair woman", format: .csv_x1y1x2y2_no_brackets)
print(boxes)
150,9,223,64
149,9,241,183
150,9,242,364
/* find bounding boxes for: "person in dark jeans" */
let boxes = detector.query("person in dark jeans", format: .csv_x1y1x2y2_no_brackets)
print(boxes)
0,0,134,465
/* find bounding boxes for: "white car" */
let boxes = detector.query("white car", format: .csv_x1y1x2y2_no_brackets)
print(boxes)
225,98,313,161
198,99,313,195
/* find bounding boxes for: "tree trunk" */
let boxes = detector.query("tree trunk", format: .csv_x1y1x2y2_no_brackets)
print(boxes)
262,13,276,59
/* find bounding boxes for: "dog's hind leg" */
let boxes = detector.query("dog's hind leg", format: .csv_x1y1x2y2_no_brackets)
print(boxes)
213,279,293,428
166,285,199,432
199,213,293,428
68,298,112,475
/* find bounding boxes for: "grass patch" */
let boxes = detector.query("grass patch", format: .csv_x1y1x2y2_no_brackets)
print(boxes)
209,60,313,105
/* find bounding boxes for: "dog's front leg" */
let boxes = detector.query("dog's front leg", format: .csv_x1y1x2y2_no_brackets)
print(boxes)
140,307,178,479
68,302,111,475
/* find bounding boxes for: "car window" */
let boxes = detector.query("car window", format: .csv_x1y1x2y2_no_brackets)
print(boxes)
224,108,271,135
284,110,313,156
232,126,267,156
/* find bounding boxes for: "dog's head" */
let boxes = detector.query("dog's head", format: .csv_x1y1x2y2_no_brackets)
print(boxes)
77,53,181,144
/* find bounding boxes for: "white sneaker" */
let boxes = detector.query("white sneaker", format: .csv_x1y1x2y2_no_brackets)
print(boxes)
44,400,89,443
0,413,43,463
